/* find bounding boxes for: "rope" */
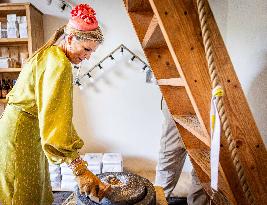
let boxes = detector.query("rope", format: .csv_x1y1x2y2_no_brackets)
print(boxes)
196,0,255,204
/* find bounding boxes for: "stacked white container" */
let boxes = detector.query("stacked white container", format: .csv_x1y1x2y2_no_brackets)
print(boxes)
17,16,27,38
102,153,123,173
52,153,123,191
48,163,61,191
83,153,103,175
60,163,77,191
7,14,19,38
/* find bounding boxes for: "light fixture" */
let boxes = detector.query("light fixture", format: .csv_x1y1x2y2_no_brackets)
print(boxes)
98,64,104,73
87,72,95,83
87,73,92,78
131,55,136,61
142,65,147,71
75,79,81,86
128,55,136,64
76,44,151,86
61,3,67,11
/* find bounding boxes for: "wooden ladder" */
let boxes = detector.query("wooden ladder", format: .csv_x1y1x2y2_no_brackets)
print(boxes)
124,0,267,204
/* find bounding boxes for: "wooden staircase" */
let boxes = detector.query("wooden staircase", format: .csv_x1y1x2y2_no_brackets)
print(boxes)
124,0,267,204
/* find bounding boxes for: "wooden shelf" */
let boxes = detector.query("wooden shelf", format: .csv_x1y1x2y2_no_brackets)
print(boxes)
0,2,44,112
0,98,7,104
0,38,28,44
0,68,22,73
0,3,28,11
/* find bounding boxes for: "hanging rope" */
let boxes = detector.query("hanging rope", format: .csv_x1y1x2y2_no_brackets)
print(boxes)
196,0,255,204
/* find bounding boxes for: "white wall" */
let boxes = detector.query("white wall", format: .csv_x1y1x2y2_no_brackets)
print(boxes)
209,0,267,144
6,0,267,172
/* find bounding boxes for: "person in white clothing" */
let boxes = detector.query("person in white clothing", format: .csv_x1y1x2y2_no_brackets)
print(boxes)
155,99,209,205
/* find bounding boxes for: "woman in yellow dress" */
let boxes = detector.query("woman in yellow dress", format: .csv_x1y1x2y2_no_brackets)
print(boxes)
0,4,109,205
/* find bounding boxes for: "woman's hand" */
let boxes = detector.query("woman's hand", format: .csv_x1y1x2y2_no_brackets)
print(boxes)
68,157,111,201
75,169,111,201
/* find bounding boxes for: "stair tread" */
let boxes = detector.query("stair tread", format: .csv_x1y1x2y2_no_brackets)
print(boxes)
173,115,210,146
128,11,154,44
142,15,167,49
157,77,185,86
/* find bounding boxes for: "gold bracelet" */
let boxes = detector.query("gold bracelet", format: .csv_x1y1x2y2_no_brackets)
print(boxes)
68,157,88,176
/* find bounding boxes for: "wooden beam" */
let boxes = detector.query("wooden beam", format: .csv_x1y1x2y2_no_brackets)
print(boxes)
192,0,267,203
125,0,152,12
142,15,167,49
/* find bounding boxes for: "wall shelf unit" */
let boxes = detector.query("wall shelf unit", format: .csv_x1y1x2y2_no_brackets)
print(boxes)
0,3,44,107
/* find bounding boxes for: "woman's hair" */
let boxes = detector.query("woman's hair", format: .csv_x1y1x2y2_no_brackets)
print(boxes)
64,24,104,43
25,25,66,63
25,24,104,63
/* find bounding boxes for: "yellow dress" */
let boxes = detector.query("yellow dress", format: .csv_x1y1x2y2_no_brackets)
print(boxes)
0,46,84,205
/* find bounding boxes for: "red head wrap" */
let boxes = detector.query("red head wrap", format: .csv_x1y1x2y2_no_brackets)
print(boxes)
68,4,99,31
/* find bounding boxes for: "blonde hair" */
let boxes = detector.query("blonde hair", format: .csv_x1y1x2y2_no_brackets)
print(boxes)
64,24,104,43
26,25,66,63
26,24,104,63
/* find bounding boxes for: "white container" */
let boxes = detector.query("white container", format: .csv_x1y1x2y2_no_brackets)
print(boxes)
7,21,19,38
19,25,28,38
61,174,77,191
60,162,68,167
51,181,61,191
19,22,27,29
7,14,16,22
102,153,123,173
102,164,123,173
83,153,103,174
61,180,77,191
102,153,123,164
21,16,27,23
60,166,73,175
16,16,21,23
88,166,102,175
50,173,61,182
62,174,76,182
83,153,103,166
7,29,18,38
49,164,61,174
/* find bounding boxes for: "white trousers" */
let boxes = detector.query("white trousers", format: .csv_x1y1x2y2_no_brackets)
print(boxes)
155,99,209,205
